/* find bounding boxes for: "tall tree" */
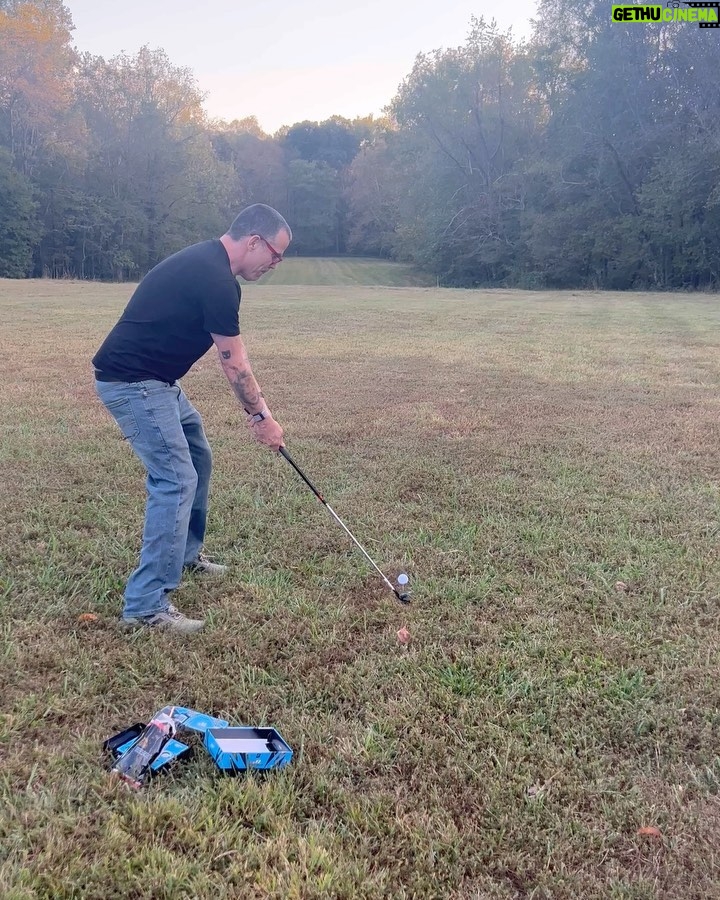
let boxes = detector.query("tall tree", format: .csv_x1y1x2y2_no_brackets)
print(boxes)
210,118,287,215
282,116,376,253
0,146,37,275
388,18,540,284
346,132,399,257
285,159,341,254
525,0,719,288
0,0,76,175
283,117,366,170
69,47,232,277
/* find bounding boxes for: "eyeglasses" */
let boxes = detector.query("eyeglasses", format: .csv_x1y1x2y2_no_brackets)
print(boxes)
255,234,284,264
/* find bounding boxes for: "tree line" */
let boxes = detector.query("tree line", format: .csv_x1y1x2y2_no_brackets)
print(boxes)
1,0,718,289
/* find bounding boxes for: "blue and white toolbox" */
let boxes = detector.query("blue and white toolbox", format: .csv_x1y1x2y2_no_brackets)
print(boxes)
204,726,293,772
104,707,293,781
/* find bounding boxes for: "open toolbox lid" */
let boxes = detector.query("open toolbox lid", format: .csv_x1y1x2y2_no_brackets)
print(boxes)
155,706,229,734
103,723,192,774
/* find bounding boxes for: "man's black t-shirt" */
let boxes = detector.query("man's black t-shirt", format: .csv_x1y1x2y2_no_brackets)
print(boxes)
92,240,241,383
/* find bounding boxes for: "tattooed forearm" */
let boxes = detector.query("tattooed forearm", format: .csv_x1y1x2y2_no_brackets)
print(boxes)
228,366,263,410
214,335,266,413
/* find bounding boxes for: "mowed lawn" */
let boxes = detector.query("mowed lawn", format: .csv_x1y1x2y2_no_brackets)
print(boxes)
1,267,719,899
261,256,434,286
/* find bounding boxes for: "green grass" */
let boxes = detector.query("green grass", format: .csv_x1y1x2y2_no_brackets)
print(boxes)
1,278,719,898
259,256,435,286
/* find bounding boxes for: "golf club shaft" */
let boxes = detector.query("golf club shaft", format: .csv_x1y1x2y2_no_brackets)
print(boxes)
279,446,325,501
323,499,398,595
278,446,404,602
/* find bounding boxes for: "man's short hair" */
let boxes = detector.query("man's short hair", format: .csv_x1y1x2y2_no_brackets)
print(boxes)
226,204,292,242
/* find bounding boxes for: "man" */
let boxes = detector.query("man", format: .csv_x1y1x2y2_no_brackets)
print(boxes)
93,203,291,634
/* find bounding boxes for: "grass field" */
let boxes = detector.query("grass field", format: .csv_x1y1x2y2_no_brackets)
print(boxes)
1,265,719,899
260,256,435,286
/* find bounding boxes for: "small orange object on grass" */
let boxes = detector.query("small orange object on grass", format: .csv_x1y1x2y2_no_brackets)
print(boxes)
397,626,411,645
77,613,99,625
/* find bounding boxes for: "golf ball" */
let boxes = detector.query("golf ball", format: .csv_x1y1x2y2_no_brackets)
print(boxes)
397,573,409,585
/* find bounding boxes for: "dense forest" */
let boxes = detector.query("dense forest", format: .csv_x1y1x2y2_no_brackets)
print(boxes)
1,0,718,288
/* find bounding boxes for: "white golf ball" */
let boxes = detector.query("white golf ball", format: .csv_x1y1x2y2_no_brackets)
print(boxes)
397,573,409,585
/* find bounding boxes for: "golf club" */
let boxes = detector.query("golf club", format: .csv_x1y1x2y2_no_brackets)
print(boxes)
279,446,410,604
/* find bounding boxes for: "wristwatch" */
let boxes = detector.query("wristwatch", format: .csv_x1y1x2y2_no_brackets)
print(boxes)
246,408,267,424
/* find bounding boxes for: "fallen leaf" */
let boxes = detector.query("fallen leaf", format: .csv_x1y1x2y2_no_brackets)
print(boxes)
397,627,411,645
637,826,662,838
77,613,99,624
615,581,629,592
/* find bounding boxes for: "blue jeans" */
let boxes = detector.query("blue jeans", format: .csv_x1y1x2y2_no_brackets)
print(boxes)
95,379,212,619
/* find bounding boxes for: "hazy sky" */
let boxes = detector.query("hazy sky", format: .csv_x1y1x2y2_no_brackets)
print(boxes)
64,0,538,134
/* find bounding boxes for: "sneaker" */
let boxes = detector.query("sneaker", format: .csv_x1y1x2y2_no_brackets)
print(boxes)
185,553,227,577
122,603,205,634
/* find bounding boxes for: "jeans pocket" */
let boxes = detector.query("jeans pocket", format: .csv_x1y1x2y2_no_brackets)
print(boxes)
104,396,140,442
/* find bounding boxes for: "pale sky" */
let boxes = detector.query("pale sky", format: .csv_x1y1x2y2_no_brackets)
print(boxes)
64,0,538,134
